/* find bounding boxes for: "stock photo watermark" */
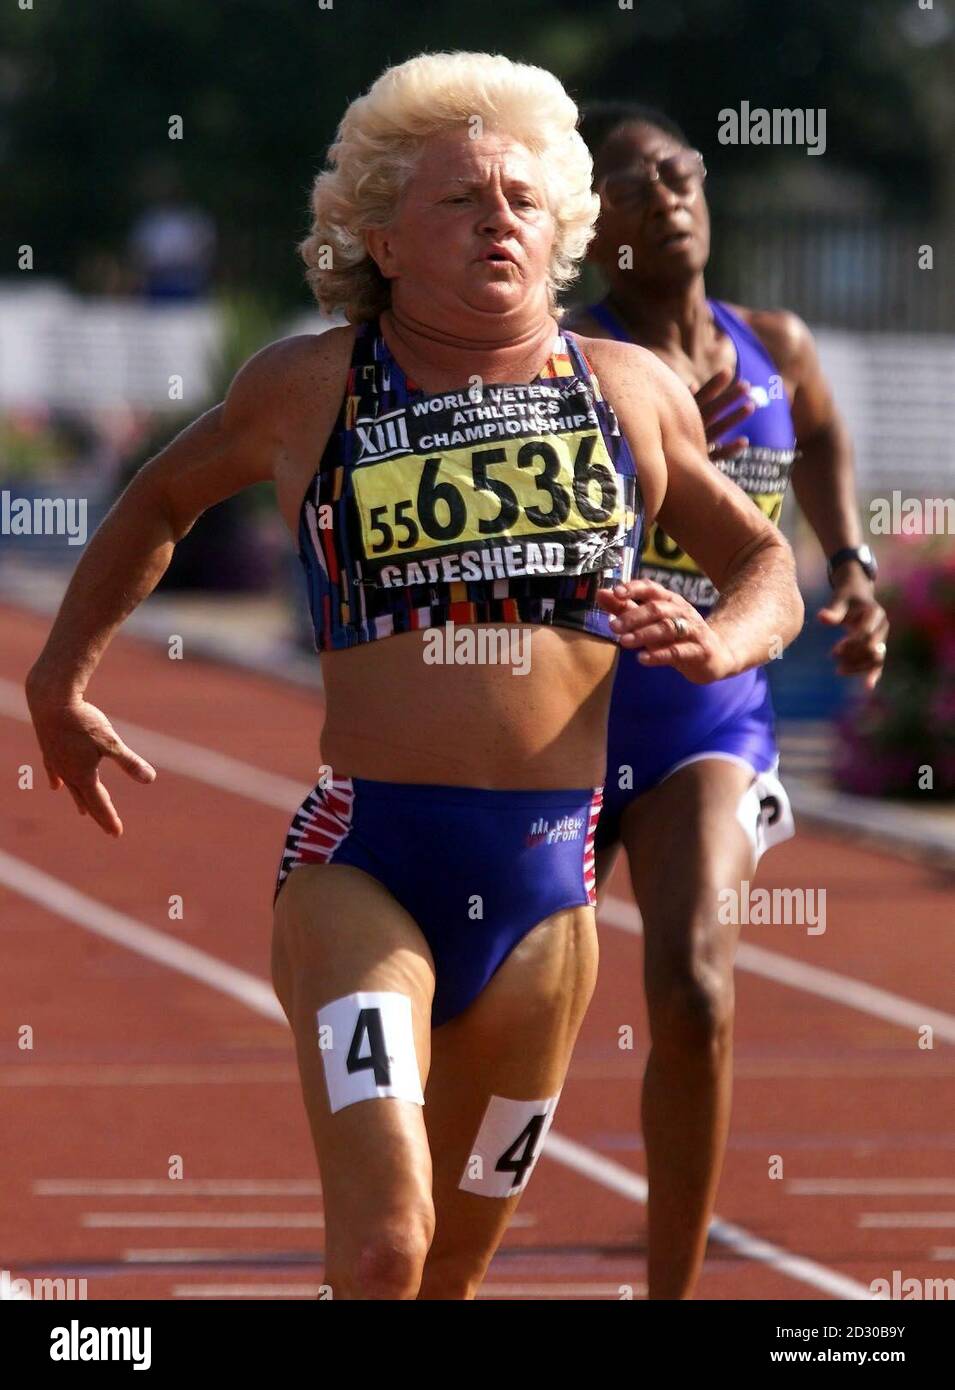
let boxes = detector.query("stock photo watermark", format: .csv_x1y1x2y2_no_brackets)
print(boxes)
1,1269,88,1301
870,1271,954,1300
869,490,955,535
1,491,87,545
717,102,826,156
422,620,531,674
717,881,826,935
49,1322,151,1369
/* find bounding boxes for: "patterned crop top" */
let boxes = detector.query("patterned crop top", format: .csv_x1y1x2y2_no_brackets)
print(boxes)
296,317,643,650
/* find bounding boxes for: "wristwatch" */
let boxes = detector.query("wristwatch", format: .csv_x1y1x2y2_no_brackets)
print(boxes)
827,545,878,586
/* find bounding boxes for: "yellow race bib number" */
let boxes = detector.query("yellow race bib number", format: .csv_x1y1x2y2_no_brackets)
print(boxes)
352,430,622,567
643,491,784,576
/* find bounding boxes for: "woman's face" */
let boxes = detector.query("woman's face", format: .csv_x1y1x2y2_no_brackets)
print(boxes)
589,121,710,286
365,128,557,327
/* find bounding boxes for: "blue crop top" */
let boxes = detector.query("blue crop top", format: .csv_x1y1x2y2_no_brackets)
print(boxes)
586,298,797,611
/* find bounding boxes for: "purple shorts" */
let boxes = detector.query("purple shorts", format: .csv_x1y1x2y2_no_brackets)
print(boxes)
597,656,779,852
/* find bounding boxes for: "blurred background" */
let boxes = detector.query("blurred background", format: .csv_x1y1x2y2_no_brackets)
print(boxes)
2,0,953,803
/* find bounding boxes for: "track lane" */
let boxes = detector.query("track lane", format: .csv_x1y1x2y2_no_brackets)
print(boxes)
3,603,953,1300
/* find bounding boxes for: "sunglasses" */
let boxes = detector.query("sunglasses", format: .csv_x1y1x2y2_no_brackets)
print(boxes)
598,150,707,209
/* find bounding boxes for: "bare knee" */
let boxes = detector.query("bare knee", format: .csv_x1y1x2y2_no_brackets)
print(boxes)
646,930,735,1056
335,1209,435,1300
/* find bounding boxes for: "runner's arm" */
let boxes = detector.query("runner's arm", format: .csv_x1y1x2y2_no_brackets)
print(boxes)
25,335,325,704
23,333,345,836
756,309,887,684
655,364,803,673
594,342,804,677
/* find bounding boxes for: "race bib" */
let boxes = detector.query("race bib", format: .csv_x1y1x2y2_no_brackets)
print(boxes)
643,491,784,578
349,382,629,589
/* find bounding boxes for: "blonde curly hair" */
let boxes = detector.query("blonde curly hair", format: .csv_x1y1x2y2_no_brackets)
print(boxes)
299,51,599,323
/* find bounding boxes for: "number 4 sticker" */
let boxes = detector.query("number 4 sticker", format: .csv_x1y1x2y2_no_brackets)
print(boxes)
318,992,424,1114
459,1094,562,1198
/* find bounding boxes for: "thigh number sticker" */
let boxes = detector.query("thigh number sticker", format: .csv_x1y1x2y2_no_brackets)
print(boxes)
318,992,424,1114
459,1094,561,1198
736,764,795,864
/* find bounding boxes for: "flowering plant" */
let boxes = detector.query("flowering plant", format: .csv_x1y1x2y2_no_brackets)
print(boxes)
0,409,74,481
834,543,955,798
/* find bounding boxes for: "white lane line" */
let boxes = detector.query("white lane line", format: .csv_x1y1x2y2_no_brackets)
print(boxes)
790,1180,955,1197
170,1278,618,1300
173,1284,326,1298
599,894,955,1045
36,1179,321,1197
0,812,875,1300
84,1213,324,1229
477,1283,639,1299
859,1213,955,1229
93,1209,531,1231
0,677,307,812
123,1249,317,1263
0,851,283,1022
543,1133,877,1301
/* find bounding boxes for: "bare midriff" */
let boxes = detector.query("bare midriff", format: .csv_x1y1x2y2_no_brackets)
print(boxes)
319,625,617,790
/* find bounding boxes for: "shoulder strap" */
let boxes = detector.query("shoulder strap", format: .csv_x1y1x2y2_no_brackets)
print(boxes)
584,301,632,343
561,328,594,381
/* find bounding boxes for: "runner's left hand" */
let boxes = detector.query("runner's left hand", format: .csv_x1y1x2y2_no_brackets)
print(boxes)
597,579,736,684
817,577,888,691
695,368,755,462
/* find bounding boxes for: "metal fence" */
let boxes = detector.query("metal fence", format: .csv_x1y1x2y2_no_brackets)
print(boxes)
710,212,954,333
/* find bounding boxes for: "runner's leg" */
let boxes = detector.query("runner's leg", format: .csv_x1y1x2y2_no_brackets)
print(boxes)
272,862,437,1300
616,758,756,1299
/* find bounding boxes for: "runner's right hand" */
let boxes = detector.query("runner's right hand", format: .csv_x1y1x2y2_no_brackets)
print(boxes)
695,368,755,461
26,692,157,837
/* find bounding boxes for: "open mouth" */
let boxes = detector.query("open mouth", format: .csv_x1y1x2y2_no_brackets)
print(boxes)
482,246,517,264
660,231,692,249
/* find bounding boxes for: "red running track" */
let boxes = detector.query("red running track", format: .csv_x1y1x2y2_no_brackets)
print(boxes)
2,603,954,1301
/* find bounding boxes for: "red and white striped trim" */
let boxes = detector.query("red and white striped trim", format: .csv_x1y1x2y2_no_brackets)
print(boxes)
285,776,355,875
582,785,604,905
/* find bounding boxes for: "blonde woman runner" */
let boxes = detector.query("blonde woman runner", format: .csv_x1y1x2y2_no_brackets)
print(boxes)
26,53,803,1300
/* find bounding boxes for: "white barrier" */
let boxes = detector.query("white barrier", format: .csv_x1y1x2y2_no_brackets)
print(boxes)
814,331,955,493
0,284,221,411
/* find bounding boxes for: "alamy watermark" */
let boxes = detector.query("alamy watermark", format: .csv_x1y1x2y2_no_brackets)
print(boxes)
870,1270,954,1300
718,102,826,157
49,1320,151,1369
718,881,826,935
869,490,954,535
1,1268,87,1300
1,491,87,545
422,620,531,675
